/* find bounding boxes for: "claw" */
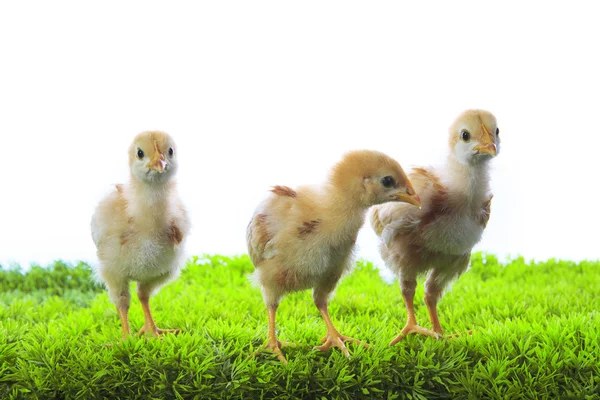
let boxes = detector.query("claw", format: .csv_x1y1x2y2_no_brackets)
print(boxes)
314,333,369,357
250,339,295,365
390,324,472,345
136,295,180,339
264,341,288,364
137,324,181,338
389,324,440,345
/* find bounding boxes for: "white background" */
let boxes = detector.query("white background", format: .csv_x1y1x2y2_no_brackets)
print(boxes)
1,1,599,269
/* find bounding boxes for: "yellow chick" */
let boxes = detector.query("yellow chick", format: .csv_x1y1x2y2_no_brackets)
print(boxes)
91,131,190,340
247,150,421,363
370,110,499,345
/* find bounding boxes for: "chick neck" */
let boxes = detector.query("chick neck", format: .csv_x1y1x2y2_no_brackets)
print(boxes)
322,183,369,244
128,175,174,222
445,153,492,207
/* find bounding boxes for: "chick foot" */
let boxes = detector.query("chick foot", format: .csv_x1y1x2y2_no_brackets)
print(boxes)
251,339,296,365
389,324,473,345
137,323,181,338
389,323,441,346
136,295,180,338
315,332,369,357
314,302,370,357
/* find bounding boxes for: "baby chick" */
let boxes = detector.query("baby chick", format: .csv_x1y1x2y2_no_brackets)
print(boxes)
91,131,190,340
370,109,499,345
247,150,421,363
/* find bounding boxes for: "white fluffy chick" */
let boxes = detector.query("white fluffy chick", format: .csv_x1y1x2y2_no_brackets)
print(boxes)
370,109,499,345
247,150,421,363
91,131,190,339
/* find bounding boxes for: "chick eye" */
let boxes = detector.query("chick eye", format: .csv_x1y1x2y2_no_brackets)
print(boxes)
168,147,174,157
461,130,471,142
137,149,144,159
381,176,395,188
496,128,500,136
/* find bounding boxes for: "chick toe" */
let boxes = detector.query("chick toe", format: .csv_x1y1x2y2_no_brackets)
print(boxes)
250,339,290,365
315,333,368,357
389,324,441,346
137,325,181,338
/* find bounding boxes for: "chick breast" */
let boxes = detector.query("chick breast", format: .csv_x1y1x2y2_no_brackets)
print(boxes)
370,165,492,279
91,184,189,283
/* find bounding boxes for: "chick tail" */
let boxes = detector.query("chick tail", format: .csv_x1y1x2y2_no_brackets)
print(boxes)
369,206,386,237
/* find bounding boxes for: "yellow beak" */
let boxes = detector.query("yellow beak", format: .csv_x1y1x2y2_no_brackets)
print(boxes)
147,140,168,172
396,192,422,208
473,124,497,156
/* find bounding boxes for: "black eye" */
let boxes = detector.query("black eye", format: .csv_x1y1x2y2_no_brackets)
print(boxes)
461,130,471,142
137,149,144,159
381,176,395,188
496,128,500,136
168,147,174,157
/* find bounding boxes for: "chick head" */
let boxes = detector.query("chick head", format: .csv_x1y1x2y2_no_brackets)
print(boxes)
128,131,178,183
329,150,421,208
449,109,500,165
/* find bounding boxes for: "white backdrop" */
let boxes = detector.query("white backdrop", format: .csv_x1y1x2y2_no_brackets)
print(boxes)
1,1,599,268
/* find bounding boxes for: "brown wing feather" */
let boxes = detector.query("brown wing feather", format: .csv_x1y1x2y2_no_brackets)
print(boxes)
414,167,450,233
370,167,447,239
270,185,297,198
411,167,447,197
168,222,183,244
246,213,273,266
479,194,493,228
370,207,386,236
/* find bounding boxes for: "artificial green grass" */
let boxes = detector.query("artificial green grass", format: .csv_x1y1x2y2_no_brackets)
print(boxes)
1,254,599,399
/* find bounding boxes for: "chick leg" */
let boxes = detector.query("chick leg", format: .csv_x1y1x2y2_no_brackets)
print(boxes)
117,296,131,340
106,279,131,340
423,279,444,336
424,275,472,339
136,283,180,337
313,290,368,357
390,279,440,346
251,281,297,364
424,291,443,335
253,303,294,365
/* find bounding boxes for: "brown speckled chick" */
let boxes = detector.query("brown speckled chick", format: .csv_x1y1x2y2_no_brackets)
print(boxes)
247,150,421,363
370,110,499,345
91,131,190,340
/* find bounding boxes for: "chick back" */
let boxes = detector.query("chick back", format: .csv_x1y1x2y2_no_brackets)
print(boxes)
247,185,360,293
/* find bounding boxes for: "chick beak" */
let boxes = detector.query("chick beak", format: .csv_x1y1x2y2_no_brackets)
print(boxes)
395,184,422,208
148,141,168,173
473,124,497,156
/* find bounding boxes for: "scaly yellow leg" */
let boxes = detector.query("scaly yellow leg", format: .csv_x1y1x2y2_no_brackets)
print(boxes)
118,307,130,340
425,292,472,339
